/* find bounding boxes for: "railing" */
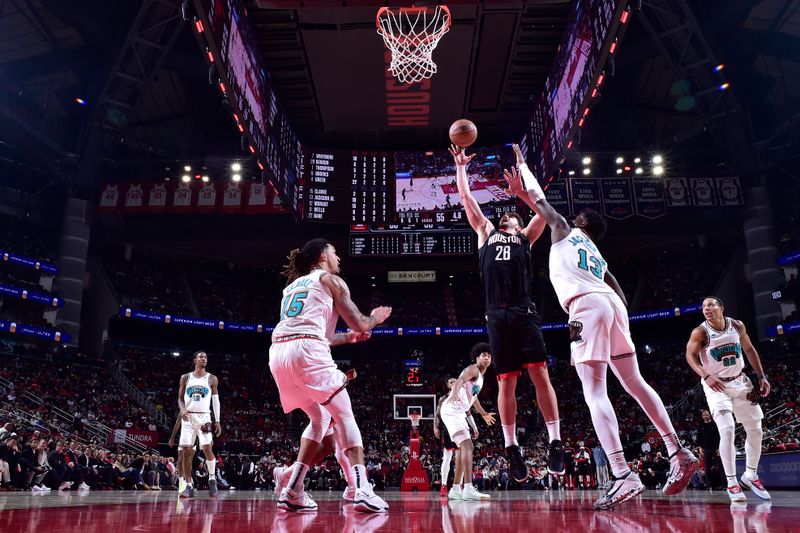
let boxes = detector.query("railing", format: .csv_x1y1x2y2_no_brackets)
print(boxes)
108,361,171,430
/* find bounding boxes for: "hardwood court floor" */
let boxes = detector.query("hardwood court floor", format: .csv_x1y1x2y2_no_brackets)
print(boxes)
0,488,797,532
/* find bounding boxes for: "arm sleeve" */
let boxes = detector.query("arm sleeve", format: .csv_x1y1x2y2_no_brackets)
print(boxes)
466,414,478,432
212,394,220,422
519,163,546,201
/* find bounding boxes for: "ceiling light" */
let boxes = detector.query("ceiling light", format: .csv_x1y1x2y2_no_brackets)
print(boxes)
232,174,241,182
181,175,190,183
582,156,591,165
653,166,664,175
568,170,575,176
202,176,210,182
615,156,624,164
184,165,191,172
616,168,623,174
232,163,242,172
652,155,663,164
634,157,641,164
635,167,643,174
582,168,591,175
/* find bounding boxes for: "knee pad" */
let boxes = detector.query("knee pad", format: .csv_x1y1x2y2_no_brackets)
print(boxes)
714,410,736,431
741,419,763,436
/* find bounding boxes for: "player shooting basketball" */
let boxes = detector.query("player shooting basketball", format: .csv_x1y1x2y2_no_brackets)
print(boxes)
449,144,565,483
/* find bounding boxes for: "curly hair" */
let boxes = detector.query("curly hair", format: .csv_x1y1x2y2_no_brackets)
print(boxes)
579,208,608,241
470,342,492,360
281,238,332,284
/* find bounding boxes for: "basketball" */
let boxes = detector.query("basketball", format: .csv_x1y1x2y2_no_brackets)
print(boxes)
449,119,478,148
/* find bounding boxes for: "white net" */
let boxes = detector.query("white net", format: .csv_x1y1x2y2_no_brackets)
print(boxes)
409,413,421,428
376,6,451,84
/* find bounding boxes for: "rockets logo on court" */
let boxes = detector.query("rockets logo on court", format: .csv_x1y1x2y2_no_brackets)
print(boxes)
569,321,583,343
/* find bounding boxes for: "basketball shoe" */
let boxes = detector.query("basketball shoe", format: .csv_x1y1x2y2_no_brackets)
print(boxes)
277,487,318,512
461,485,490,500
439,485,448,497
662,448,700,496
179,484,194,499
592,471,644,510
548,440,566,475
740,471,771,500
448,486,462,500
353,486,389,513
505,445,529,482
342,486,356,501
273,465,289,495
208,478,218,497
726,483,747,502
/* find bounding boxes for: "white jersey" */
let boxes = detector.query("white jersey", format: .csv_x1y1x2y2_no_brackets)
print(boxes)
549,228,614,311
272,269,338,342
185,372,212,414
700,317,745,379
447,370,484,412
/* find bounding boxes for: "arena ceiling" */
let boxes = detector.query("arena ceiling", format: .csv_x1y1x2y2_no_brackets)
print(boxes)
0,0,798,195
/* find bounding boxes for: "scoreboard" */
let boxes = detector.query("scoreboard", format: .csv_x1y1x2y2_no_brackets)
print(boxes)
350,224,475,256
303,149,394,224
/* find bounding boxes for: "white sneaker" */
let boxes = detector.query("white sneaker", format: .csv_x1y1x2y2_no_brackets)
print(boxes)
593,471,644,510
79,482,91,491
43,485,52,492
740,472,771,500
31,485,44,492
448,486,462,500
342,487,356,501
726,484,747,502
663,448,700,496
58,481,73,491
273,466,289,495
460,485,489,500
353,487,389,513
277,487,317,512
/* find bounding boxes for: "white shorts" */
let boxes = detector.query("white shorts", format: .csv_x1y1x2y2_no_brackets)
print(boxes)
269,337,347,413
180,412,213,447
702,374,763,423
440,404,470,447
568,292,635,365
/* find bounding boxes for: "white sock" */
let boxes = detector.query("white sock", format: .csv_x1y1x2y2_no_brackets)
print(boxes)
463,482,473,491
502,424,518,447
661,433,681,457
545,419,561,442
287,462,309,492
206,459,216,480
608,450,630,478
727,475,738,487
352,464,369,489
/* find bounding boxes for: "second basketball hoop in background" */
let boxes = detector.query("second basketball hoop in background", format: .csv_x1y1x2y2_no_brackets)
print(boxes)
449,119,478,147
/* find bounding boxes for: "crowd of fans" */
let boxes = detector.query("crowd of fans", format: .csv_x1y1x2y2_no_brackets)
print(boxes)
0,333,798,492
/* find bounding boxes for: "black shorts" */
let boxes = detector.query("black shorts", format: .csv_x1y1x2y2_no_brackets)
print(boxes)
486,304,548,378
577,462,592,475
442,427,457,451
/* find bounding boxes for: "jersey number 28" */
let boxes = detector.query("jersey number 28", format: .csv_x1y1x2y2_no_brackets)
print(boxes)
280,291,308,320
495,245,511,261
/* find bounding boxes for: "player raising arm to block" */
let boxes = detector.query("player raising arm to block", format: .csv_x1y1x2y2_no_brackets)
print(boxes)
503,144,698,510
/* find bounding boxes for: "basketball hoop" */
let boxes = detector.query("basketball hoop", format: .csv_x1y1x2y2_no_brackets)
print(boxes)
376,5,451,84
409,413,422,428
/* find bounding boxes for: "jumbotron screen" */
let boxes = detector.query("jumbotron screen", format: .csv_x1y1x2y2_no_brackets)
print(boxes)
521,0,619,182
349,145,521,257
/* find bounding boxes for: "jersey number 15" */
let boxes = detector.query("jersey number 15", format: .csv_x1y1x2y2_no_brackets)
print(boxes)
280,291,308,320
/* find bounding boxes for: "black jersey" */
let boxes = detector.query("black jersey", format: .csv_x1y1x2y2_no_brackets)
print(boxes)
478,229,533,310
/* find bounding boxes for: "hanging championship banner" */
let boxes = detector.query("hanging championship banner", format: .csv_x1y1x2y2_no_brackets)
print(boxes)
123,183,145,212
570,178,601,214
691,177,717,207
171,182,194,213
664,177,691,206
601,177,634,220
196,182,218,212
715,177,743,206
544,180,571,217
146,183,169,213
219,182,245,214
97,184,120,212
633,177,667,218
